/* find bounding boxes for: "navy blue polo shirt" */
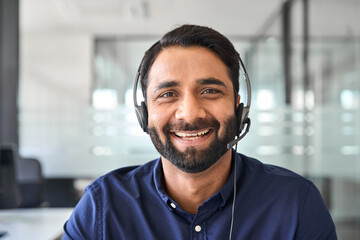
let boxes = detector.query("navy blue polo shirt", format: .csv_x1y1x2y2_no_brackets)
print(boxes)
62,152,337,239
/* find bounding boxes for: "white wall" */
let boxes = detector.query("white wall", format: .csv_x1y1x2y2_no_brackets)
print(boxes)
20,33,92,110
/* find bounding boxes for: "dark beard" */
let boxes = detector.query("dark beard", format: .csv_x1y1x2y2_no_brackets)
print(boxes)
148,116,237,173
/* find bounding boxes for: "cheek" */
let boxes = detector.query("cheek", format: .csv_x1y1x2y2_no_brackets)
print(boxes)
147,107,169,133
212,106,236,131
213,102,235,117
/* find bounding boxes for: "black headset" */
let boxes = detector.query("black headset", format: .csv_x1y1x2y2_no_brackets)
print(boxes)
133,51,251,149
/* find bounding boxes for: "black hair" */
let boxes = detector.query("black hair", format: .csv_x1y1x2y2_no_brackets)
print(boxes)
138,24,240,102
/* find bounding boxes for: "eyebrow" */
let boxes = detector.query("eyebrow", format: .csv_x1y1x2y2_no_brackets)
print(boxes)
196,78,227,87
154,81,180,92
153,77,227,93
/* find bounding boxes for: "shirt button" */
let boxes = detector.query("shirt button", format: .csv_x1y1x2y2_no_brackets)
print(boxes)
194,225,202,232
170,202,176,209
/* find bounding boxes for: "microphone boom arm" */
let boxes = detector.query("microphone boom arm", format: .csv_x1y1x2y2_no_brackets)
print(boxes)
227,118,251,149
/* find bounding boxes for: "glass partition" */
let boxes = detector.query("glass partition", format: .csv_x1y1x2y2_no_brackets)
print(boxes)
245,0,360,238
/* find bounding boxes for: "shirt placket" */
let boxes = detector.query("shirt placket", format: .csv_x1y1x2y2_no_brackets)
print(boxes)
190,220,207,240
189,194,222,240
166,200,208,240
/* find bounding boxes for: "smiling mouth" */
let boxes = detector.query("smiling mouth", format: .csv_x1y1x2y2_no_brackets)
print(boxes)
172,129,212,141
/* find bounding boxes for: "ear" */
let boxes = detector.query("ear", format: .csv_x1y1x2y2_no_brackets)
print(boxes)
236,94,240,108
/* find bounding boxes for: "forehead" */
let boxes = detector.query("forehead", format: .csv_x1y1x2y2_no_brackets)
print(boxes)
147,46,232,89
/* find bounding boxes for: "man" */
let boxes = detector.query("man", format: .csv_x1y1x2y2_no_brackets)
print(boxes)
63,24,337,239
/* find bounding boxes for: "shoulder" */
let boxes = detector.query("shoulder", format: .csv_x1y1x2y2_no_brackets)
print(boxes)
87,158,159,193
63,159,161,239
234,153,337,239
237,152,310,180
236,152,313,194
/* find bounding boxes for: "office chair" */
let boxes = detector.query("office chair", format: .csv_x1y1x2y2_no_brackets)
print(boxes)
0,145,22,209
17,157,45,208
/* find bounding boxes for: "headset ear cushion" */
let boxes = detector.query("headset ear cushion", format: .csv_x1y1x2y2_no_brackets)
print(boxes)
141,102,149,133
135,101,148,133
235,103,244,136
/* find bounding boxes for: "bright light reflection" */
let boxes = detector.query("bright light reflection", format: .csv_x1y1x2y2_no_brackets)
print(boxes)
305,90,315,110
292,146,304,155
257,113,277,123
92,89,118,110
341,146,360,155
292,113,304,122
91,146,113,156
340,90,359,109
126,126,147,136
256,90,274,110
256,146,282,155
257,126,276,136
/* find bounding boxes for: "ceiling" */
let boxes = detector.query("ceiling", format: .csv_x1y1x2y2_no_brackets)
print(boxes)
20,0,360,38
20,0,285,37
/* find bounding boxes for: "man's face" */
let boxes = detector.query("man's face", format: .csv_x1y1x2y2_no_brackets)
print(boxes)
146,46,238,173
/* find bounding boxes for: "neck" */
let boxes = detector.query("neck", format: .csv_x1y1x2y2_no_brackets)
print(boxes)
161,149,233,214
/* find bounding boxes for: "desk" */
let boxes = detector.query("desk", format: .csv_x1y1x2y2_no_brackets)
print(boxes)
0,208,73,240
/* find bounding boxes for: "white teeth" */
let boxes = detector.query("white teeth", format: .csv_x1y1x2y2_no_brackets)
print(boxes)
174,129,210,138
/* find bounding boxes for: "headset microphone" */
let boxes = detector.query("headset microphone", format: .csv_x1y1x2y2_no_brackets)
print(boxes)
227,118,251,149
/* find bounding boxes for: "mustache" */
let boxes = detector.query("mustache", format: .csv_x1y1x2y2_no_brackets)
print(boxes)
163,118,220,132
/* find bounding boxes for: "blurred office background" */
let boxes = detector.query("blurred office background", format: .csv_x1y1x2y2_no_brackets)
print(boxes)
0,0,359,239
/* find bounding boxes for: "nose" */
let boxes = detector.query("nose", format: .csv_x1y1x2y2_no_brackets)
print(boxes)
175,94,206,122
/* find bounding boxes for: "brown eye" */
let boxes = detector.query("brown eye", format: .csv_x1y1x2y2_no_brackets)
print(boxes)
160,92,176,98
202,89,221,94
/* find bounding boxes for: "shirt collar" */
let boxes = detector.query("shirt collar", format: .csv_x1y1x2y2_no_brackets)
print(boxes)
153,150,242,209
153,157,169,204
219,149,241,207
